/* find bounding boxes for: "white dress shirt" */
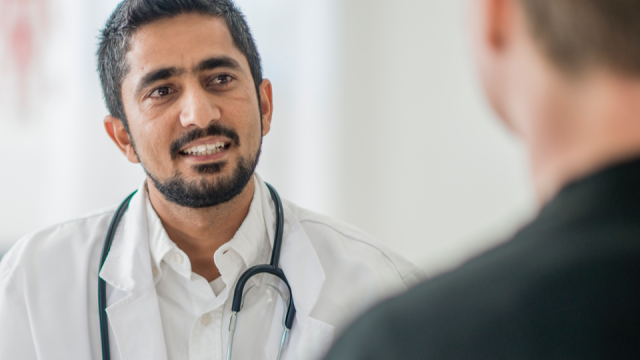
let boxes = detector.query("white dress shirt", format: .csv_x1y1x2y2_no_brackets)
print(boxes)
146,176,272,359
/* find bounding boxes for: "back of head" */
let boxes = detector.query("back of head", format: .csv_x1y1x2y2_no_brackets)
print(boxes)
518,0,640,77
473,0,640,202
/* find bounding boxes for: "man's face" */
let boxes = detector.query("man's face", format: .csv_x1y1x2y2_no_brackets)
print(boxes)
118,13,271,208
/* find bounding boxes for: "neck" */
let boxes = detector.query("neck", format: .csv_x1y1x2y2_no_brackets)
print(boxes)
528,72,640,204
147,176,255,282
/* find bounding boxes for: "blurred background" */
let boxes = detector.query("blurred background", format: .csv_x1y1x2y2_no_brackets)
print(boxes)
0,0,536,277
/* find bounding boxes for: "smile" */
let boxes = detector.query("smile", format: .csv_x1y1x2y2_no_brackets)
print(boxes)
180,141,229,157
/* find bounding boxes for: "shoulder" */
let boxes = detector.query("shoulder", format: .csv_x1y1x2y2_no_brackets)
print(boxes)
283,200,425,288
0,205,118,282
327,214,640,359
324,235,541,359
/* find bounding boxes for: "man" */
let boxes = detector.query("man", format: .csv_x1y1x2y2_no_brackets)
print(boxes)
0,1,424,359
324,0,640,359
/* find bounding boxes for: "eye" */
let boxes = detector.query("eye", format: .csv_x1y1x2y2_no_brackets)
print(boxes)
149,86,175,98
209,74,234,86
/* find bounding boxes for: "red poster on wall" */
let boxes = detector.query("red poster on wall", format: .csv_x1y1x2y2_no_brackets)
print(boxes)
0,0,48,123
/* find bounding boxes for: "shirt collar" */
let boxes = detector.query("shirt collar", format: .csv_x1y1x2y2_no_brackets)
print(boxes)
145,175,272,283
216,175,271,268
144,188,176,279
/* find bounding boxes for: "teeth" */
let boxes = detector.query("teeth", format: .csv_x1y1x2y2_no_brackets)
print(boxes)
182,142,227,156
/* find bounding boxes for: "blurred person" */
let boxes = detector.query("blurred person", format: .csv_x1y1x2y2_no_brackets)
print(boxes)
323,0,640,359
0,1,425,359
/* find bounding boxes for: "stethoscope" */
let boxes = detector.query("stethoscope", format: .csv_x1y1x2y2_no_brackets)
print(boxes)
98,183,296,360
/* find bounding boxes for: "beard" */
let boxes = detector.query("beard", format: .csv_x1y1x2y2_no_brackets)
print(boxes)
138,123,262,208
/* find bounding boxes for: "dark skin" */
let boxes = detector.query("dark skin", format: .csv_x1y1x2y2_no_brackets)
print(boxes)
104,14,273,282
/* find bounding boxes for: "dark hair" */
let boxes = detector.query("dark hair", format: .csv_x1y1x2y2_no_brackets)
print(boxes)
518,0,640,76
97,0,262,132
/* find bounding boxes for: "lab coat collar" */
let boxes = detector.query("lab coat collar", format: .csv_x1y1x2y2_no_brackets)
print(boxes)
99,181,168,360
99,176,329,359
100,182,155,292
101,177,327,312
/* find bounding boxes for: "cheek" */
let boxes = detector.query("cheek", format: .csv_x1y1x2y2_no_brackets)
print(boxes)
223,91,262,143
237,116,263,153
130,115,176,161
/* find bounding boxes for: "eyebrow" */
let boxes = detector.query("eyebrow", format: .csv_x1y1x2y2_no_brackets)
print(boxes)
194,56,241,73
134,56,242,97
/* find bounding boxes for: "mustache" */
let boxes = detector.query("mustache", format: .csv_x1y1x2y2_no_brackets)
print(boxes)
170,123,241,160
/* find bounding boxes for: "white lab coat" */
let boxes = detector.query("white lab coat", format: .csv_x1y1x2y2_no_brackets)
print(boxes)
0,178,425,360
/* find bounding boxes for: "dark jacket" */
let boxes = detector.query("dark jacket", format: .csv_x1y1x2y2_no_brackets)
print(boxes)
324,158,640,360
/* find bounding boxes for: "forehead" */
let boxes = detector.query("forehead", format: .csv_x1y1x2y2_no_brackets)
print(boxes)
124,13,248,79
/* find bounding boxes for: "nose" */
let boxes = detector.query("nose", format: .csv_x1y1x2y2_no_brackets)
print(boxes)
179,86,221,128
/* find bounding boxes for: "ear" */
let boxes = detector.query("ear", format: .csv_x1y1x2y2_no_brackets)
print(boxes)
259,79,273,137
470,0,515,54
104,115,140,164
468,0,519,125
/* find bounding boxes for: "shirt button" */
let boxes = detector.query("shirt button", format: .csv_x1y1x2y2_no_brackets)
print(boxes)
172,253,184,265
201,313,212,326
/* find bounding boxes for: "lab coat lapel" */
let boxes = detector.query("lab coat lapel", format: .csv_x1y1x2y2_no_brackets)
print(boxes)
257,177,334,359
257,177,326,316
280,209,334,359
98,186,168,360
279,207,325,317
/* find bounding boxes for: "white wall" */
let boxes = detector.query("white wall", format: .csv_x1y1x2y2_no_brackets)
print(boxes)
0,0,536,276
0,0,143,252
236,0,341,217
335,0,536,275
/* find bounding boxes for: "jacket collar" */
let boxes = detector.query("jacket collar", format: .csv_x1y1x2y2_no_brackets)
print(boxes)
540,156,640,228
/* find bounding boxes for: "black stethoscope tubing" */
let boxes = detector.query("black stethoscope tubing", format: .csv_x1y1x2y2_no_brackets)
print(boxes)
98,183,295,360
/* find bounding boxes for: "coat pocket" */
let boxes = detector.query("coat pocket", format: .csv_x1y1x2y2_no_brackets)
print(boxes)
295,316,335,360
